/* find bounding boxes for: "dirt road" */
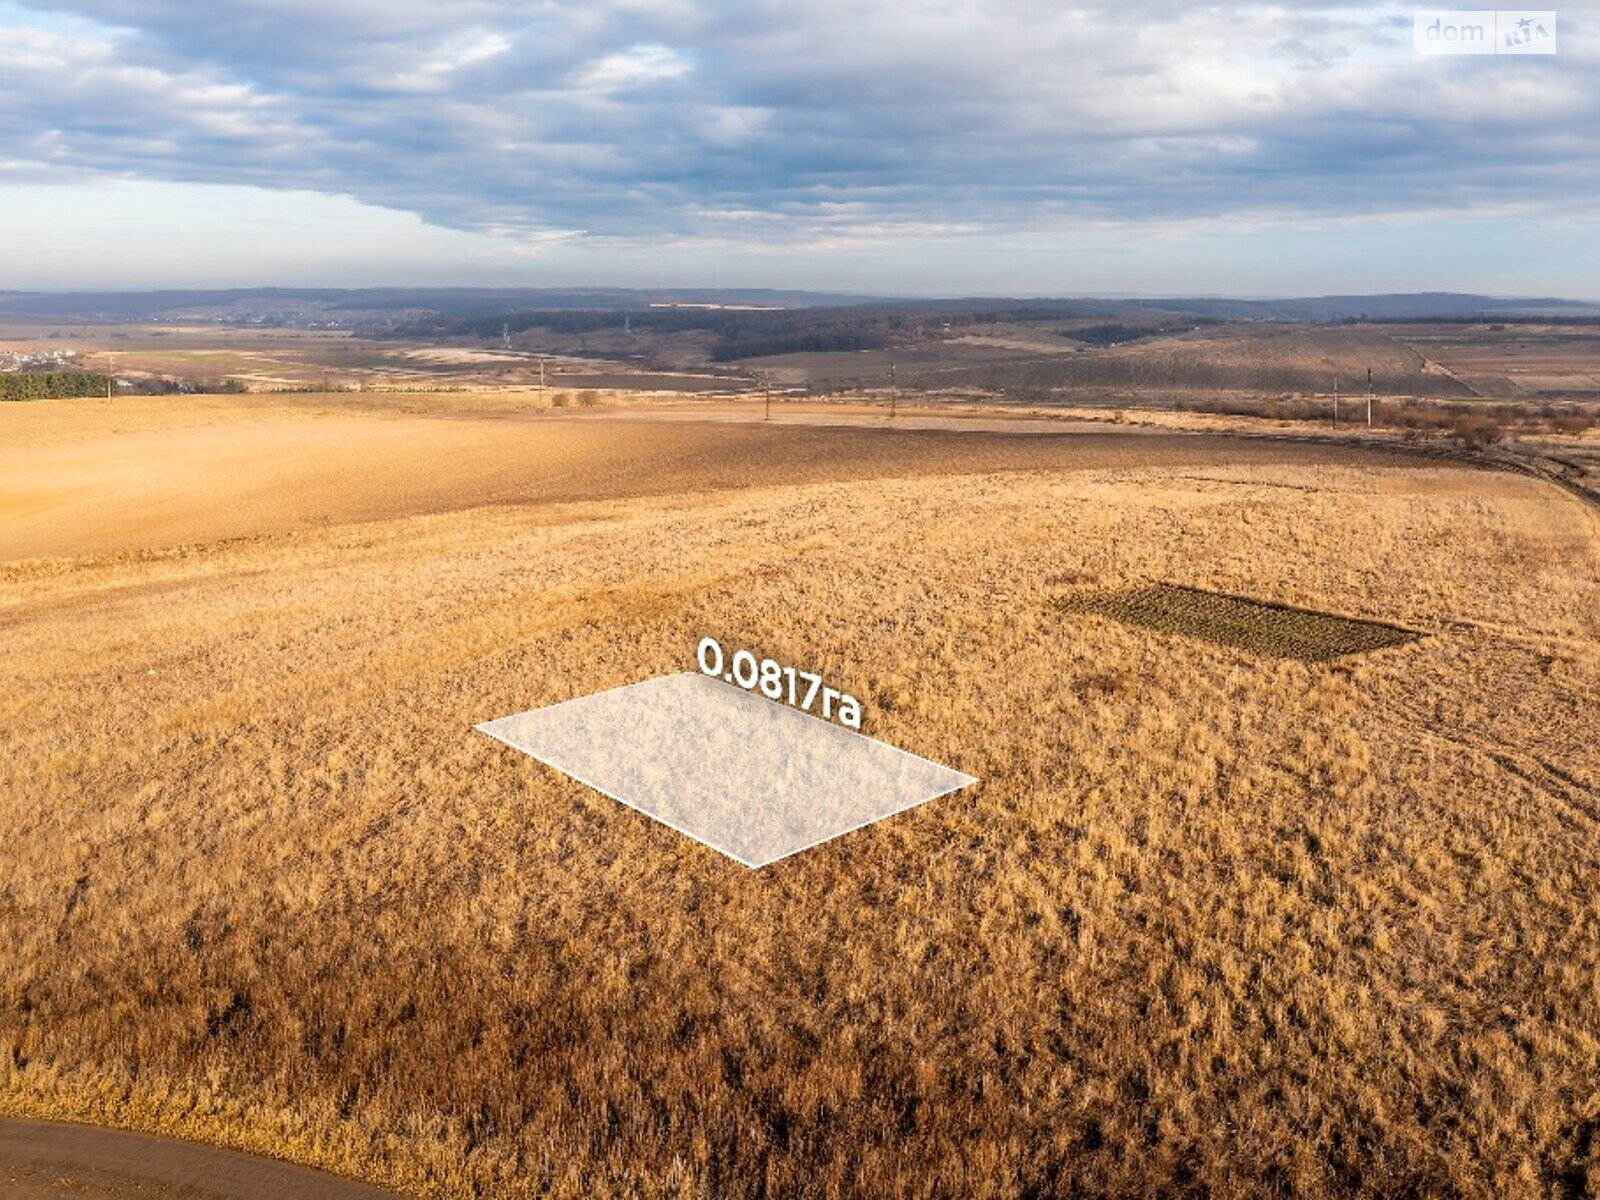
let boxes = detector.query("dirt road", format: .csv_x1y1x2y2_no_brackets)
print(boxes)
0,1119,399,1199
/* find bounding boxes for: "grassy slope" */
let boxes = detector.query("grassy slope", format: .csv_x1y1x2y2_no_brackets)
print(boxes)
905,327,1477,397
0,395,1416,562
2,401,1599,1197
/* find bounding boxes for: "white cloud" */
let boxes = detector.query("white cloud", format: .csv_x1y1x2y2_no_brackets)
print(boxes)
570,43,690,93
0,0,1595,280
697,104,771,146
423,29,513,74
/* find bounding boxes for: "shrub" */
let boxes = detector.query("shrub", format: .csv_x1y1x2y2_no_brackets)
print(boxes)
1449,414,1505,448
0,370,111,400
198,377,250,394
1548,412,1596,436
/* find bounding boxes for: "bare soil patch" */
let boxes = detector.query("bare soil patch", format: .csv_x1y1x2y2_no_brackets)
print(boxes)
1060,584,1423,661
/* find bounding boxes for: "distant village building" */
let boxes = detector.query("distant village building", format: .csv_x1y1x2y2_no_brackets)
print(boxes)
0,347,81,372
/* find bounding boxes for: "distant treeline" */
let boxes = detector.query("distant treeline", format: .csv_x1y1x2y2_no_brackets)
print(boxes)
394,305,923,359
0,370,110,400
387,301,1213,362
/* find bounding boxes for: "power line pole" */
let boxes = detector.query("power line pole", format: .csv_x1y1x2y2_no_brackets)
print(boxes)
889,360,897,419
1333,378,1339,428
538,354,547,406
106,352,115,401
1366,367,1373,430
764,374,771,421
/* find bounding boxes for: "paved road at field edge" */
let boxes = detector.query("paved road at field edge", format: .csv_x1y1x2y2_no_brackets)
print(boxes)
0,1119,400,1200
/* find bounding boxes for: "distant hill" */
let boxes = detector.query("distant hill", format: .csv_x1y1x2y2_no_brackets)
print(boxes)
912,325,1478,398
0,287,882,322
893,293,1600,322
0,288,1596,325
1149,292,1600,322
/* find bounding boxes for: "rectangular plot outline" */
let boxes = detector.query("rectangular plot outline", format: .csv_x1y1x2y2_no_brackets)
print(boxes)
476,673,978,868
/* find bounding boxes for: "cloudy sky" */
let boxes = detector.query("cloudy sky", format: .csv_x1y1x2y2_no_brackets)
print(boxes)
1,0,1596,294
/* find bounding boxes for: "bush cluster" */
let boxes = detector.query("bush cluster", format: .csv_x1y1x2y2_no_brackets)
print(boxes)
0,370,111,400
1177,395,1596,445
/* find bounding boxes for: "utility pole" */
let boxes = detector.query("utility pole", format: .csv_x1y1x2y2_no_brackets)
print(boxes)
538,354,547,406
501,322,511,351
763,374,771,421
1366,367,1373,430
889,360,897,419
1333,378,1339,428
105,352,115,401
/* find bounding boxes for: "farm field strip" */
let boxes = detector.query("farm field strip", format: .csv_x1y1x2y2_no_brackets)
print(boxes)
0,396,1428,562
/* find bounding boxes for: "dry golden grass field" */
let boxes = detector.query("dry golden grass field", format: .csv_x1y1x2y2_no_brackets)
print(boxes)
3,393,1599,1198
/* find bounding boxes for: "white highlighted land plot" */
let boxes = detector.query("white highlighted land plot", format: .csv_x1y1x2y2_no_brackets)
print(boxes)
477,672,977,867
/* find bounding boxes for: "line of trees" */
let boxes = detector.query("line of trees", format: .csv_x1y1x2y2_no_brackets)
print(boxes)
398,305,926,358
0,371,110,400
386,301,1236,364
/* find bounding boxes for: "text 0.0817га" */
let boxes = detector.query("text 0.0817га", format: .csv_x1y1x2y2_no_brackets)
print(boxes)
696,636,863,729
